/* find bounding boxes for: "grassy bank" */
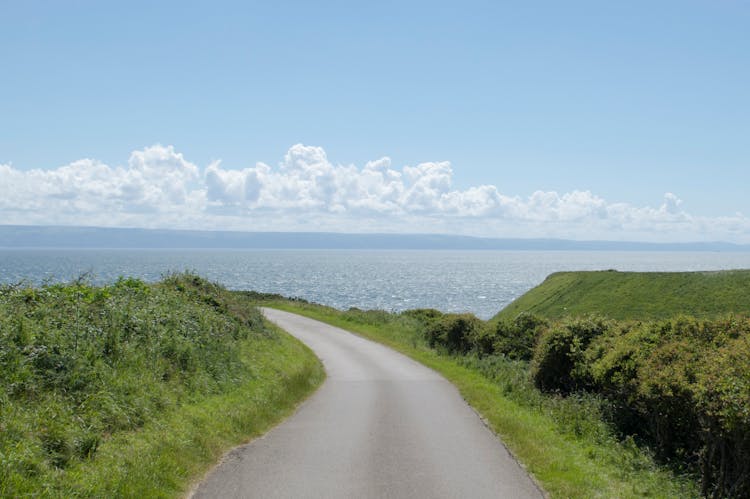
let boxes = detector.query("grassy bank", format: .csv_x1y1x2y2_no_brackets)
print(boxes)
0,274,324,497
258,298,699,498
493,270,750,322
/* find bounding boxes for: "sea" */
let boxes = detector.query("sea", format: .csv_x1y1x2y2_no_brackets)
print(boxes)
2,249,750,319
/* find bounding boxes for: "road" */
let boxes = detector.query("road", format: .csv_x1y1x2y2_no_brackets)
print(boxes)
191,308,544,498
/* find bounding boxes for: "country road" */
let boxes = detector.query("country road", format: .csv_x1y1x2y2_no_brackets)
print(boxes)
191,308,544,499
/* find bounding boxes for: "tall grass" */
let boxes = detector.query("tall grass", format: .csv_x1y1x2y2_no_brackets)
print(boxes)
0,273,324,497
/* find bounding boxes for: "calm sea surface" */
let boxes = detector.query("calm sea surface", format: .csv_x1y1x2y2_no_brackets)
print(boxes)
2,249,750,319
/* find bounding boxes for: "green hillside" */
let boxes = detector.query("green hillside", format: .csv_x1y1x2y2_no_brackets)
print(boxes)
494,269,750,322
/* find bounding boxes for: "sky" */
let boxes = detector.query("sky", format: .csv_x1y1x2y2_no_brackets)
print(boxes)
1,0,749,242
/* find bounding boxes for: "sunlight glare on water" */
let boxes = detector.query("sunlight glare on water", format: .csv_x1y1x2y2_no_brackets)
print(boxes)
2,249,750,319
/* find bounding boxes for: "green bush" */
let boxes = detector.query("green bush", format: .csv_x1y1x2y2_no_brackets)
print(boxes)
531,316,610,393
494,313,548,361
400,308,444,327
694,332,750,497
342,307,395,327
423,313,487,355
531,314,750,497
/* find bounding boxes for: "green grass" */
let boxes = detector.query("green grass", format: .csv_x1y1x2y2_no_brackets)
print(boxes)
261,299,699,499
0,274,324,497
493,269,750,322
7,268,731,497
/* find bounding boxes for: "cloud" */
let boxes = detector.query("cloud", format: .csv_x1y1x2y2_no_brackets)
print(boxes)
0,145,200,218
1,143,748,243
126,144,199,206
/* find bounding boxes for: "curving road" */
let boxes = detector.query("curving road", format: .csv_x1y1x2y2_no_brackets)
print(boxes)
191,308,543,499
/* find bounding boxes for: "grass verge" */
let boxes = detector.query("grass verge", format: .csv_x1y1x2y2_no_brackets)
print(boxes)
66,325,323,498
263,299,698,498
0,275,324,497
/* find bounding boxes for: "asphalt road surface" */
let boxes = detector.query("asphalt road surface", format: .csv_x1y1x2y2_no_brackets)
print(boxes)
191,308,544,498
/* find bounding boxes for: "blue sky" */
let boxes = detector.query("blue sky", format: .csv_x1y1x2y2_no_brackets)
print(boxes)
1,1,749,242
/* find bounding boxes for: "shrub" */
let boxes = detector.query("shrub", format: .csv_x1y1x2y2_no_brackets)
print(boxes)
494,313,548,361
531,316,609,393
400,308,444,327
694,333,750,497
423,313,486,355
342,307,394,326
543,315,750,497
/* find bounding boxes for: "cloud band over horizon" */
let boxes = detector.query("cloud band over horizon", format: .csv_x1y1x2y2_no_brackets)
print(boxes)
1,144,748,243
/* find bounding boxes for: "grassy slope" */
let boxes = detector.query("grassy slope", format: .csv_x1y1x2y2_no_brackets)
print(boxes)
65,326,322,498
0,277,324,497
494,269,750,322
264,300,697,499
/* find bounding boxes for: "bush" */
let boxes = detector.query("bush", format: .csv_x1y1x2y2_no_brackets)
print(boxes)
531,316,610,393
694,333,750,497
494,313,548,361
400,308,444,327
531,314,750,497
423,313,487,355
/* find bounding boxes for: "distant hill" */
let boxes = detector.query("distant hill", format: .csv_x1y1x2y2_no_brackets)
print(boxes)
493,269,750,322
2,225,750,251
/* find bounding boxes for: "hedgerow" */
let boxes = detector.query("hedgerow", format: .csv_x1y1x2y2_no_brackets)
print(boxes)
407,304,749,497
532,316,750,498
0,272,271,495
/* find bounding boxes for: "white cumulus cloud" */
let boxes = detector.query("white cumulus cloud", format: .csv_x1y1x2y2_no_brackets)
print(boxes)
1,143,748,243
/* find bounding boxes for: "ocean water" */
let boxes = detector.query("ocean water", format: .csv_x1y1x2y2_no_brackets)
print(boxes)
2,249,750,319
